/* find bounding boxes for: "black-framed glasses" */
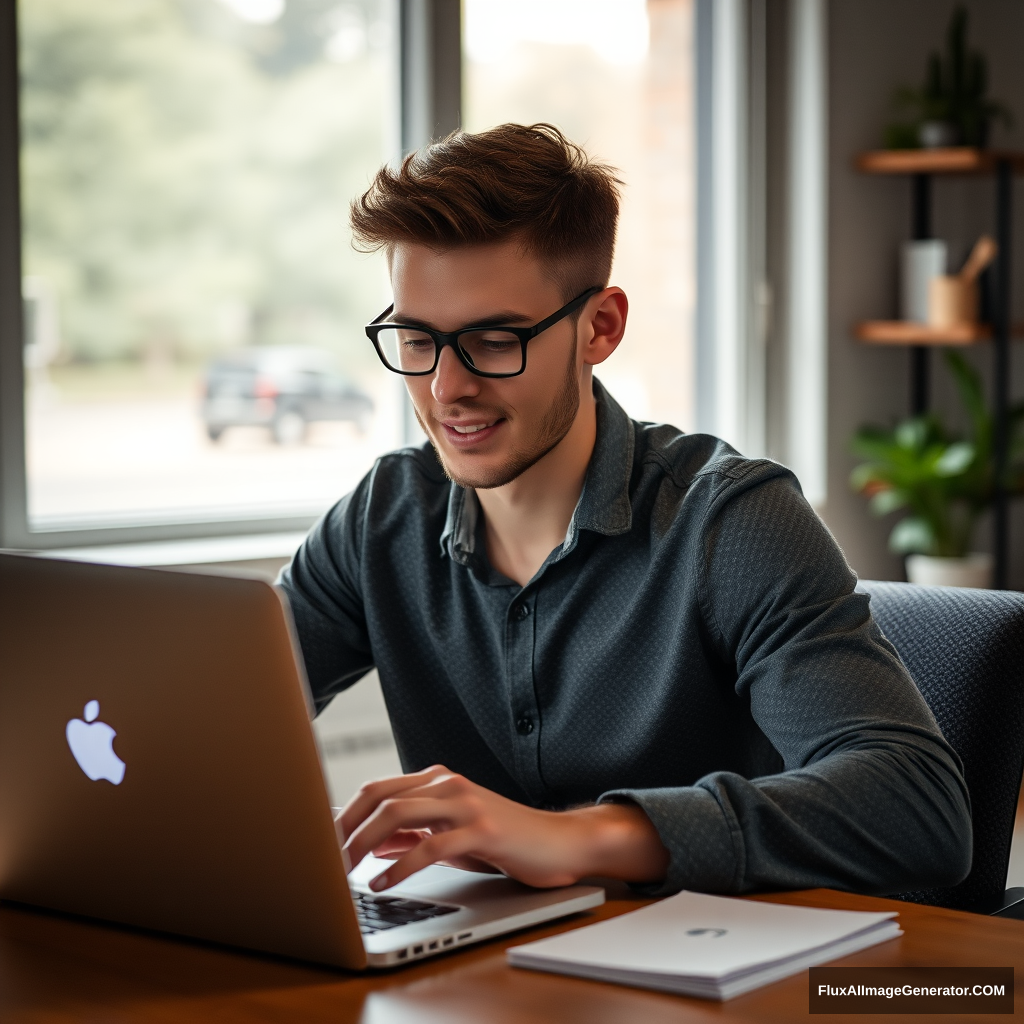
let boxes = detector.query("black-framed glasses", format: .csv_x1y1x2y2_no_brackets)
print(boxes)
364,286,602,378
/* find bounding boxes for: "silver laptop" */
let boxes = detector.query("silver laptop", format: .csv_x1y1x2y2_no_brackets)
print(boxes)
0,553,603,968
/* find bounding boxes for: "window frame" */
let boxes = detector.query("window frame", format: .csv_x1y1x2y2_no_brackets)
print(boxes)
0,0,460,550
694,0,769,458
694,0,828,504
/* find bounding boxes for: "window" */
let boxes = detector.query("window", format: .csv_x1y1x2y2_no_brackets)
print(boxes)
1,0,702,551
16,0,399,540
463,0,696,431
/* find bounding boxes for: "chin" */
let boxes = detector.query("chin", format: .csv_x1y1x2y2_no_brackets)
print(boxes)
428,437,529,488
418,407,570,490
437,435,563,489
438,453,519,490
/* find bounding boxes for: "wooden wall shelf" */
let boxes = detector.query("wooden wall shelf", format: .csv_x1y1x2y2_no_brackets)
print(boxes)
856,321,989,345
856,321,1024,345
856,148,1024,175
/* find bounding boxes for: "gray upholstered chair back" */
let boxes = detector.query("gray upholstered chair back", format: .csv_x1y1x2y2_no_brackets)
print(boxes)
857,580,1024,913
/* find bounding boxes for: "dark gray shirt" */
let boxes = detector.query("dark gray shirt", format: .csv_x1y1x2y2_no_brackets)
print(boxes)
279,381,971,897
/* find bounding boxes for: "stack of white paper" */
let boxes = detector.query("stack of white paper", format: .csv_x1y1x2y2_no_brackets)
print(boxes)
507,891,901,1001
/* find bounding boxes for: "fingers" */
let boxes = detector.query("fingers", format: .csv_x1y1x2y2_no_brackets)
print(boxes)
345,778,597,891
369,829,483,891
372,828,429,858
344,795,478,870
338,765,450,841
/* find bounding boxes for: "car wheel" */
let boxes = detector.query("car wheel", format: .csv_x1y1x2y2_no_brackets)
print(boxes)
206,424,225,442
272,410,305,445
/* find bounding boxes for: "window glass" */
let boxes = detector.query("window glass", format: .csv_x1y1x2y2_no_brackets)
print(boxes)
20,0,398,530
464,0,695,431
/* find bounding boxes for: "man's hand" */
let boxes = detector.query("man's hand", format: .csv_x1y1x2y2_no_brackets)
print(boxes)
338,765,670,892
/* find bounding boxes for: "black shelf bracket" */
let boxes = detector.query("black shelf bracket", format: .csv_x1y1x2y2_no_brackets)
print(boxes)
993,159,1013,590
910,172,932,416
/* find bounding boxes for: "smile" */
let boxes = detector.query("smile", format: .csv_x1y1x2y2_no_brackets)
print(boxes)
450,422,496,434
439,418,505,447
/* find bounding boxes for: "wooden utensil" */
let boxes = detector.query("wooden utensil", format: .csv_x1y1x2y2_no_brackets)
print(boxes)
928,235,998,328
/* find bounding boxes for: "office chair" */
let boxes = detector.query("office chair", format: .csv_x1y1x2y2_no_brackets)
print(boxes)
857,580,1024,919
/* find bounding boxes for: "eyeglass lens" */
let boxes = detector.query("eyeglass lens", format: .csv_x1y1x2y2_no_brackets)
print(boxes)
375,327,524,375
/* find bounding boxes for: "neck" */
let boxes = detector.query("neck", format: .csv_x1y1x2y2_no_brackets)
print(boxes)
476,377,597,587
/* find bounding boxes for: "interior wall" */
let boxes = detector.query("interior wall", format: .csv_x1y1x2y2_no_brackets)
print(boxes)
822,0,1024,586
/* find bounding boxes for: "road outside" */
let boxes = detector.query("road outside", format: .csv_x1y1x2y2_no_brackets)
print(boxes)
26,365,408,527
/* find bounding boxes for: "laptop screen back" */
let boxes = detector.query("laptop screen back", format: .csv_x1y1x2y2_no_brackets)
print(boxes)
0,554,364,968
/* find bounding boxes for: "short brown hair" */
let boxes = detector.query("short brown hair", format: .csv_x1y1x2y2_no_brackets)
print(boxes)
350,123,621,299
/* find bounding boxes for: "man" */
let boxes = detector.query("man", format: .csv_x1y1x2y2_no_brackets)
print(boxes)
280,123,971,898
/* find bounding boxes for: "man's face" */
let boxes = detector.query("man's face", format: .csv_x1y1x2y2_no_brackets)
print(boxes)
391,241,585,489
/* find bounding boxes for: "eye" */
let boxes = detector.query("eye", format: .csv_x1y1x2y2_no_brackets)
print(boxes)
395,330,433,350
461,330,519,353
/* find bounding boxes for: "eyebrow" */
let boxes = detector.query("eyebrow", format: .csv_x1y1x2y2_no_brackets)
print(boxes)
389,309,535,331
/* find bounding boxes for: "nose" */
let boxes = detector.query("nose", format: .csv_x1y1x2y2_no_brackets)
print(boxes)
431,344,482,405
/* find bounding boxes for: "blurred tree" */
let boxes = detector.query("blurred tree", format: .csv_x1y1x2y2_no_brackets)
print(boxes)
20,0,387,365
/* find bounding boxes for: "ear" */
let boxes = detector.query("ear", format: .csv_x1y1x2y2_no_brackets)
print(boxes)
579,288,627,366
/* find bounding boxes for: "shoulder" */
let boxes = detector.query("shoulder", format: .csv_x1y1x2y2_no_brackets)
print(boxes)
631,420,796,511
368,442,449,490
285,442,449,592
340,441,450,510
368,442,448,493
627,422,834,571
327,441,450,534
628,429,857,637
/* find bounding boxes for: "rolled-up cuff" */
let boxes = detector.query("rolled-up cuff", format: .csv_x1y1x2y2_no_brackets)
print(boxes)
598,785,740,898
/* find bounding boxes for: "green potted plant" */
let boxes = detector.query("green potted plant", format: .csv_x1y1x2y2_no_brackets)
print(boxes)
884,6,1011,150
851,351,1024,587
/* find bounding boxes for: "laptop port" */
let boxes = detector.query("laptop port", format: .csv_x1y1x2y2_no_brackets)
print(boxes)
396,949,407,960
442,937,453,947
457,933,472,941
428,941,438,950
413,945,423,955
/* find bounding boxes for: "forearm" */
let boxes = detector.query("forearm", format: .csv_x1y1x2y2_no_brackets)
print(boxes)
603,738,972,898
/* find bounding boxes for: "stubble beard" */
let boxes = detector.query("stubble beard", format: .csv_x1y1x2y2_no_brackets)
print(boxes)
415,336,581,490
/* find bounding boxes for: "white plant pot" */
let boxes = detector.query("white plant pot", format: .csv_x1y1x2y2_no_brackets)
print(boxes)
905,552,993,589
918,119,960,148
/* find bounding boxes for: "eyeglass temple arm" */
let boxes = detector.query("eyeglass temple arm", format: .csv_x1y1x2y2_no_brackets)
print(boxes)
370,303,395,326
527,286,603,337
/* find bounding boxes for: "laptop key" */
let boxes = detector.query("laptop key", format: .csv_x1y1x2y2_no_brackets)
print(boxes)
353,890,460,935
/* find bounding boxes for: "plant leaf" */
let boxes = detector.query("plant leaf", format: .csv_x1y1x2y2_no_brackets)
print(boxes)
850,463,884,492
943,350,987,430
895,418,929,451
889,517,935,555
934,441,975,476
870,488,910,516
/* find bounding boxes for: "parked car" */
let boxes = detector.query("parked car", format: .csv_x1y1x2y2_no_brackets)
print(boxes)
201,347,374,444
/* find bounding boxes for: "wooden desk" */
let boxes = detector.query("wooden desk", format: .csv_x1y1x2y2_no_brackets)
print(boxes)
0,888,1020,1023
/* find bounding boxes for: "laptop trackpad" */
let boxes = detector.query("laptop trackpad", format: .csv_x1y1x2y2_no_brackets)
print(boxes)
349,854,593,916
350,854,519,902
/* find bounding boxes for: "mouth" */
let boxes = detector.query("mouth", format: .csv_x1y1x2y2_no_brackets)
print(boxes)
439,418,505,448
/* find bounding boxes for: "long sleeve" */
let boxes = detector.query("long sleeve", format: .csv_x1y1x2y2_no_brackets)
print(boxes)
278,484,375,714
601,470,973,898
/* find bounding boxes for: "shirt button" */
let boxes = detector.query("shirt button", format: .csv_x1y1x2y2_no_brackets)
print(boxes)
513,602,530,621
516,716,534,735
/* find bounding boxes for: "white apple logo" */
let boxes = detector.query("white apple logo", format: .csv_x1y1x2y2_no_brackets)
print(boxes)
66,700,126,785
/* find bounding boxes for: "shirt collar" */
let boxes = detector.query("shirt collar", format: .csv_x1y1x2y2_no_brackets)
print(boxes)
440,473,480,564
439,378,635,565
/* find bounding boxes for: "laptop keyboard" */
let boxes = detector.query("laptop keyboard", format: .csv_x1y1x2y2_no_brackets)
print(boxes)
353,890,459,935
